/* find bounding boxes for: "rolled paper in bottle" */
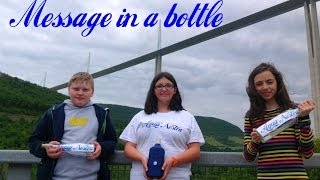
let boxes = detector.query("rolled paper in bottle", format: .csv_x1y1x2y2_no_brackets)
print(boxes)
256,109,299,143
42,143,94,156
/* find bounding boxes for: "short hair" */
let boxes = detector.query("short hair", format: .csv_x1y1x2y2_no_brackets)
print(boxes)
246,62,292,122
144,72,184,114
68,72,94,91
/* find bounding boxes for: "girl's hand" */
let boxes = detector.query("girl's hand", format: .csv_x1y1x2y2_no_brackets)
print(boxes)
142,156,152,180
298,100,316,117
159,157,174,180
250,128,262,144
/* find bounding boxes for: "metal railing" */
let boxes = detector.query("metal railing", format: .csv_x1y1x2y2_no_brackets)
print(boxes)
1,150,320,180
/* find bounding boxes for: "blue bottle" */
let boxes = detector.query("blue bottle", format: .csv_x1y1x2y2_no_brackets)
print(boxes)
146,142,165,179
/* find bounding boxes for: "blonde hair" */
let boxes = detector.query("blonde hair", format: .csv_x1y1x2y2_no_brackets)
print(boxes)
68,72,94,91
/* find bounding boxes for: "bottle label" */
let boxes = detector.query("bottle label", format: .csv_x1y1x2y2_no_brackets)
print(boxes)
257,109,299,142
52,143,94,156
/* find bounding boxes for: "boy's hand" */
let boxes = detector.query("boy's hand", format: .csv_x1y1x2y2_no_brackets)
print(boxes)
46,141,63,159
298,100,316,117
87,141,101,160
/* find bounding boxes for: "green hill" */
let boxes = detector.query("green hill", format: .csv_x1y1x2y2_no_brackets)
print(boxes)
0,73,243,151
0,73,67,115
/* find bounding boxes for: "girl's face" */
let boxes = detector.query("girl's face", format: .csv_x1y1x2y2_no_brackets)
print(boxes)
154,77,176,104
254,70,277,103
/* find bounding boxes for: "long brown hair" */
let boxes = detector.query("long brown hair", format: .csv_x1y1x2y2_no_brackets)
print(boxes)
246,63,293,122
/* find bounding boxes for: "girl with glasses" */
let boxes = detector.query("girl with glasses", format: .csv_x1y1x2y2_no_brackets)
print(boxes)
120,72,205,180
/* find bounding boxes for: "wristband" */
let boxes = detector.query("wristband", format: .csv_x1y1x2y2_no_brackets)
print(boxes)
171,156,179,167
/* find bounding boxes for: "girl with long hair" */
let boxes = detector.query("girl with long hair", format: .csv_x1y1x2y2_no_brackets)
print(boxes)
243,63,316,179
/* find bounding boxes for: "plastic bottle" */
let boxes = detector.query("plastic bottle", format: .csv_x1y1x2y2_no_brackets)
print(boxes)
146,140,165,179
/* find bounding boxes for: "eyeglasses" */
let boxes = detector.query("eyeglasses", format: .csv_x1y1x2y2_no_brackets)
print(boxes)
154,83,175,90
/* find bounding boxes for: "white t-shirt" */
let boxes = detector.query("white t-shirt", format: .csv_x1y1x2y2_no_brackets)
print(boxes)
119,110,205,180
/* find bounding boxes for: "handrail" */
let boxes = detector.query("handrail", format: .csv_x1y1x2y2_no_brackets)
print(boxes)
1,150,320,180
1,150,320,168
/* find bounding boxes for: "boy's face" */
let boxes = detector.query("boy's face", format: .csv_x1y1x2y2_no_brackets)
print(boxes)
68,80,93,107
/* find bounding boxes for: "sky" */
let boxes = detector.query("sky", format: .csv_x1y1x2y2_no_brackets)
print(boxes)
1,0,319,130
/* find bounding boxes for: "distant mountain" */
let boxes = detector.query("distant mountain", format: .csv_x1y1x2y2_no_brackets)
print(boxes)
104,104,243,151
0,73,243,151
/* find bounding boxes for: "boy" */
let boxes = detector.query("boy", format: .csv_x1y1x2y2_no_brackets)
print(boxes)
29,72,117,180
